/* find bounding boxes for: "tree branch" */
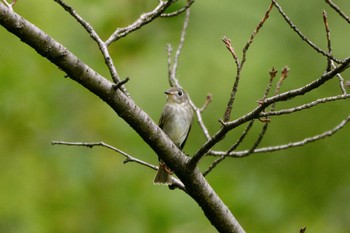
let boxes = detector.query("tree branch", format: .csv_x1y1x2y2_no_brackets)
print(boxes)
105,0,176,46
272,0,343,63
189,57,350,169
325,0,350,24
161,0,195,18
222,2,274,122
209,115,350,158
260,94,350,118
51,140,186,191
0,4,244,232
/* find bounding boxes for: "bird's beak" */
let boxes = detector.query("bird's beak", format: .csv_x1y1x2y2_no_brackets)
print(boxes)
164,90,172,95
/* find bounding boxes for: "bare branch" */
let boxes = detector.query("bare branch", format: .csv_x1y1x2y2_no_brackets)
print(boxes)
200,93,213,112
51,141,186,191
165,6,212,140
51,140,155,167
323,10,332,72
161,0,195,18
321,10,347,94
260,67,278,102
221,36,241,122
189,58,350,169
272,0,342,63
325,0,350,24
260,94,350,118
203,120,255,177
105,0,176,46
242,2,274,64
222,2,273,122
54,0,124,87
168,7,191,87
208,115,350,158
190,94,212,140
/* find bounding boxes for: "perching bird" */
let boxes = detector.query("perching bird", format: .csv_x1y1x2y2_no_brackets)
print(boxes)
153,87,194,185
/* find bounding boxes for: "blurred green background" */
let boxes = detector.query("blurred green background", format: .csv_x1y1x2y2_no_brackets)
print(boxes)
1,0,350,232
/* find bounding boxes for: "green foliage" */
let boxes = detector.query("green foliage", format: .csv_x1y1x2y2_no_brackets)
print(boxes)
0,0,349,232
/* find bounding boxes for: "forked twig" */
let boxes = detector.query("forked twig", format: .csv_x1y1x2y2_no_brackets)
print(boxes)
105,0,175,45
222,2,274,122
203,120,255,177
54,0,122,86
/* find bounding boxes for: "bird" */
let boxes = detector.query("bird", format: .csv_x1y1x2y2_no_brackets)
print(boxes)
153,87,194,185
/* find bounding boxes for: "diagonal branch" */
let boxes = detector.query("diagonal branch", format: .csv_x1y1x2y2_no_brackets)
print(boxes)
54,0,124,87
105,0,176,46
325,0,350,24
272,0,342,63
0,5,245,232
188,57,350,169
161,0,195,18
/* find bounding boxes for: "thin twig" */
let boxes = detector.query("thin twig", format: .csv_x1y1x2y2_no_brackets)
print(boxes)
167,44,174,86
208,115,350,157
260,67,278,102
161,0,195,17
242,2,274,65
322,10,347,94
165,6,212,140
192,96,212,140
189,57,350,168
200,93,213,112
51,141,186,190
221,3,273,122
332,62,347,94
105,0,176,46
323,10,332,72
270,66,289,111
248,70,278,157
272,0,342,64
221,37,241,122
168,7,191,87
54,0,123,86
51,141,156,167
203,120,255,177
325,0,350,24
260,93,350,118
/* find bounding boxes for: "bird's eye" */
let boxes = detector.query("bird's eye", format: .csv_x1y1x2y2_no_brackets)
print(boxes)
177,90,183,96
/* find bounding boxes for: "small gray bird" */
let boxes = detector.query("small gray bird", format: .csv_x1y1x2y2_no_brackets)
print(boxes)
154,87,194,185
